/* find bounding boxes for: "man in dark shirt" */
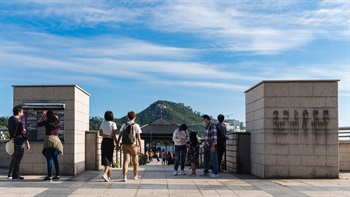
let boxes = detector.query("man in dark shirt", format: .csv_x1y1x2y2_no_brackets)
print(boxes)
216,114,228,172
8,105,30,180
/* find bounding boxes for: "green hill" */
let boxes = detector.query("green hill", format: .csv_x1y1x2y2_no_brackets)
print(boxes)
116,100,206,134
90,100,207,135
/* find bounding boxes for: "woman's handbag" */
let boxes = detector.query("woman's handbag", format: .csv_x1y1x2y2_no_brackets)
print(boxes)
5,122,20,156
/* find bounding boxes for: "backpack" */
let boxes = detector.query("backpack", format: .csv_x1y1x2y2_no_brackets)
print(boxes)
122,123,136,145
216,123,226,147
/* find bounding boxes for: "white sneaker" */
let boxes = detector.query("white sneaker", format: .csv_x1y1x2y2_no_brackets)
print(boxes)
210,174,218,178
122,176,127,182
133,175,141,180
102,173,109,182
174,170,178,176
180,170,187,175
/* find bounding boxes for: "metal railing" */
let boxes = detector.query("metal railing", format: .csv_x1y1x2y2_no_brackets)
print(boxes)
339,127,350,140
0,128,9,140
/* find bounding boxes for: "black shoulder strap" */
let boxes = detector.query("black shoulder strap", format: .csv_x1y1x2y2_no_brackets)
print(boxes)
12,121,20,139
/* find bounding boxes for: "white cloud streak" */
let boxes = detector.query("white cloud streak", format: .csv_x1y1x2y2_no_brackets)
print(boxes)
152,81,248,91
1,0,349,92
3,0,348,54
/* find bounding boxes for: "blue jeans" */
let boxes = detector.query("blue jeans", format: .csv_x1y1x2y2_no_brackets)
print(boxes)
203,146,218,174
174,145,187,171
43,149,60,177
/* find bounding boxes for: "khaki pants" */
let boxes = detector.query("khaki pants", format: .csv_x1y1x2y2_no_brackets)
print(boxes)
122,144,138,176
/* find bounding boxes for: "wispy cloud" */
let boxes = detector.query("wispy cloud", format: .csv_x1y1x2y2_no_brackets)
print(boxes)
152,80,248,91
3,0,348,54
2,32,260,82
1,1,349,93
244,62,350,93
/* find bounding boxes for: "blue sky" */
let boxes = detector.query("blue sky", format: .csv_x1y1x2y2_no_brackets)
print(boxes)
0,0,349,126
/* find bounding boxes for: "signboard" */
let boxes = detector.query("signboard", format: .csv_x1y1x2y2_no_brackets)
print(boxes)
20,103,65,142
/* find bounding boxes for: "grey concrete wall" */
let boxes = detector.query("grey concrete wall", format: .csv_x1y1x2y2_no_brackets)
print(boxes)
245,80,339,178
245,83,265,177
13,85,90,175
226,134,237,172
0,140,12,167
226,133,250,174
339,141,350,171
85,131,99,170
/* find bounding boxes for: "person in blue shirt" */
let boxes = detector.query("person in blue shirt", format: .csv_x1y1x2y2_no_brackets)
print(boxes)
8,105,30,180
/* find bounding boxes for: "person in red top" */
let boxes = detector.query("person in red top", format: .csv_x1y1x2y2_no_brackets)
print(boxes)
37,110,63,181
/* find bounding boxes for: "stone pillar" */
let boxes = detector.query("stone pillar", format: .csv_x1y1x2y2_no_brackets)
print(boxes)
226,133,250,174
13,85,90,175
85,131,102,170
245,80,339,178
339,140,350,171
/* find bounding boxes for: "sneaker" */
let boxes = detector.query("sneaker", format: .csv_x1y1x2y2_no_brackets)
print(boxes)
200,172,209,177
180,170,187,175
210,174,218,178
108,176,112,181
43,177,52,181
188,173,196,177
174,170,178,176
122,176,127,182
102,173,109,182
12,176,24,180
133,175,141,180
53,176,60,180
8,176,12,180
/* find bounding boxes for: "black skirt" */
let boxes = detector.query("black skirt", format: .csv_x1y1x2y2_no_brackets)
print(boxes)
101,138,114,166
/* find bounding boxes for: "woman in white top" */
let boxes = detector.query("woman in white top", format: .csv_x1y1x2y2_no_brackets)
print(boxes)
99,111,117,182
172,124,189,176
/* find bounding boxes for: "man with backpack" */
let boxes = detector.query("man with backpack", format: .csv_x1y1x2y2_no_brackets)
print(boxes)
216,114,228,172
116,111,142,182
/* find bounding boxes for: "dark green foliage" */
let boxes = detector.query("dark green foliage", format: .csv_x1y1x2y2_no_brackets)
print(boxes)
0,116,8,128
89,100,206,136
116,100,206,135
89,116,104,130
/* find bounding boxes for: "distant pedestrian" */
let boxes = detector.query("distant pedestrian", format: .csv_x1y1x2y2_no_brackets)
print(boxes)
117,111,142,182
200,115,219,178
156,150,160,164
216,114,228,172
38,110,63,181
188,132,199,177
8,105,30,180
166,151,172,165
161,149,167,165
172,124,189,176
99,111,118,182
149,150,154,162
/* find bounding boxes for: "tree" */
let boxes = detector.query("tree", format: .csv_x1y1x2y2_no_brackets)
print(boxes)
0,116,9,128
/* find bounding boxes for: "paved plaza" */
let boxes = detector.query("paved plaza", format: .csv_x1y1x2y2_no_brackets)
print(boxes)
0,161,349,197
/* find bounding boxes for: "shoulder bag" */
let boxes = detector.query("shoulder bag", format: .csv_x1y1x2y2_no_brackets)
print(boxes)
5,122,20,156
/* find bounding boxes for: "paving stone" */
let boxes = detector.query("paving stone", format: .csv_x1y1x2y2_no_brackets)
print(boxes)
0,160,349,197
